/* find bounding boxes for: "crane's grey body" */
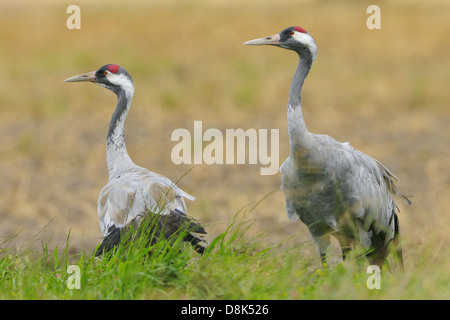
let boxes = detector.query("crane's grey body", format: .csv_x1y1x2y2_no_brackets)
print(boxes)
245,27,403,266
65,65,204,255
280,133,398,257
98,165,194,236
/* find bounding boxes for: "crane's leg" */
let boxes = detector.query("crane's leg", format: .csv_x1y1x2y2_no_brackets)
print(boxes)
313,235,330,268
335,234,353,261
319,254,327,266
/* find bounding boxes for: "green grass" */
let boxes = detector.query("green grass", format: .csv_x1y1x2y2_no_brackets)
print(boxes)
1,209,447,300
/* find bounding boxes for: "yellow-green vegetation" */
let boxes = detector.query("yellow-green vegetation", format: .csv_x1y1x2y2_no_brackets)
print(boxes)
0,211,445,300
0,0,449,299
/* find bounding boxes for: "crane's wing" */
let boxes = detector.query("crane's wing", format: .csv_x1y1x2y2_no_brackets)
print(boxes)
97,167,194,236
317,137,400,244
286,134,401,245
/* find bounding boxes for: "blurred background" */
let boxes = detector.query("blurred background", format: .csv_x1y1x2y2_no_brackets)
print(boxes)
0,0,449,271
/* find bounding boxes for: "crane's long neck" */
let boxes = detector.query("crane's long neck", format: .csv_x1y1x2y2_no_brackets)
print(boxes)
107,89,135,177
287,51,314,153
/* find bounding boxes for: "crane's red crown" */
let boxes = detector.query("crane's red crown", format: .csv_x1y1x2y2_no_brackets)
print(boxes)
293,26,307,33
107,64,120,74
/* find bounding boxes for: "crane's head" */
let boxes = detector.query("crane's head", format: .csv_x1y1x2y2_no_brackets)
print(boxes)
244,26,317,61
65,64,134,97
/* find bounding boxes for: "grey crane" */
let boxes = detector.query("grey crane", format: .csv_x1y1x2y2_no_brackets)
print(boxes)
245,26,406,267
65,64,207,256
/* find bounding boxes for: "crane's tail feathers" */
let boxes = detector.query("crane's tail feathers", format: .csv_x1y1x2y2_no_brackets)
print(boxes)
365,211,403,270
94,209,207,257
401,195,412,206
94,225,122,256
160,208,208,254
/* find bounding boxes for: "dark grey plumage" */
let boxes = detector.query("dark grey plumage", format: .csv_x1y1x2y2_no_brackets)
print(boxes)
94,209,207,257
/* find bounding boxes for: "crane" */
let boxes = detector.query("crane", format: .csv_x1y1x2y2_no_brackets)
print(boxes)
65,64,207,256
245,26,406,267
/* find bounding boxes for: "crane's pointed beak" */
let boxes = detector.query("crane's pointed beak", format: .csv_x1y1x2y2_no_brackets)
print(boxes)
243,33,281,46
64,71,96,83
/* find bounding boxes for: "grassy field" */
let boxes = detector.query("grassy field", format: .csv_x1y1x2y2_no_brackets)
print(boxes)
0,0,449,299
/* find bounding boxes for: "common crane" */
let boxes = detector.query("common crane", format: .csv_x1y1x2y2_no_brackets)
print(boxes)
65,64,207,256
245,27,406,267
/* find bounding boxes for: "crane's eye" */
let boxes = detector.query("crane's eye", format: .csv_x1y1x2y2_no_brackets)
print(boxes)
103,71,109,76
289,31,295,36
